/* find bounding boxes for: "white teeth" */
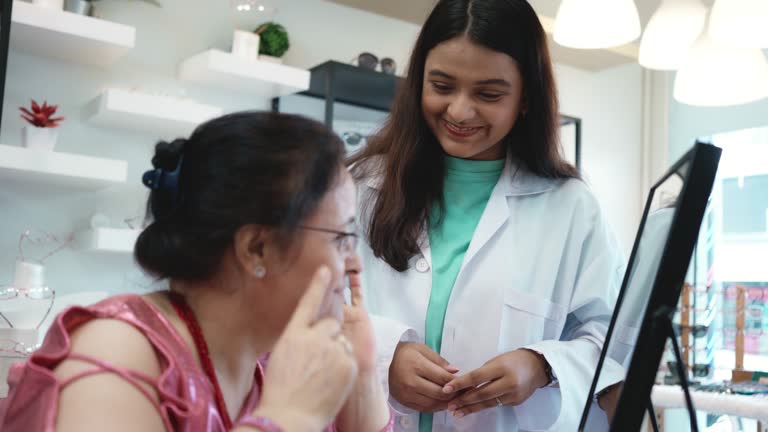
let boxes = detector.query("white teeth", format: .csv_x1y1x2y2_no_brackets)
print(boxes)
445,122,477,132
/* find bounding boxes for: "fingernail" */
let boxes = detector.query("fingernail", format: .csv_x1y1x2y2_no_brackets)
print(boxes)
455,411,464,418
443,385,454,393
447,364,459,372
448,404,457,411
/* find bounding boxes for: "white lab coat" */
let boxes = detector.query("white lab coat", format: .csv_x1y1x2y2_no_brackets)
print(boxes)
356,156,627,431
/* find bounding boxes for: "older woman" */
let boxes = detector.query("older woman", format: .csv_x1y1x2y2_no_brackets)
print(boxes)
0,112,393,432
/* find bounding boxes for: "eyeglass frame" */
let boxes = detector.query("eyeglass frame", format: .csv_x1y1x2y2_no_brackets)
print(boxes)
0,286,56,330
298,225,359,255
0,338,40,357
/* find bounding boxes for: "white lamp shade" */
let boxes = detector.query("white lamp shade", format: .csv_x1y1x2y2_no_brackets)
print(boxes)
709,0,768,49
554,0,641,49
673,32,768,106
638,0,707,70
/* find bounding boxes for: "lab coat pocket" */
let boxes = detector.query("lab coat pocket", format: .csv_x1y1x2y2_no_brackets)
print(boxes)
499,289,567,351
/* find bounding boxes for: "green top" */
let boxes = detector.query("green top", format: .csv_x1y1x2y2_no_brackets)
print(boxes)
419,155,504,431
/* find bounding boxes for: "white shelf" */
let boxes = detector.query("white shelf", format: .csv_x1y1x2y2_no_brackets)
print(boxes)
74,228,140,253
84,89,223,137
10,1,135,67
178,50,310,97
652,384,768,422
0,144,127,191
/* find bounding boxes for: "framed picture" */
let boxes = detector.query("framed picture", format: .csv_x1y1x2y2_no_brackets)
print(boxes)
560,114,581,170
0,0,12,134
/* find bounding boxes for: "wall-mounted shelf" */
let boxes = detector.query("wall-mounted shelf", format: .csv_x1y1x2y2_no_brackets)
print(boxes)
74,228,139,253
178,49,310,97
9,0,135,67
84,89,223,137
0,144,127,192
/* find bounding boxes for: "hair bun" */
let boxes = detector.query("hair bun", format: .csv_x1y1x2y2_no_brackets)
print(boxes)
152,138,187,170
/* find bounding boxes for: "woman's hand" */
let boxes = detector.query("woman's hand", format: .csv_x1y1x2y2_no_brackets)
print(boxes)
388,342,459,413
598,382,623,425
256,267,359,431
341,270,377,373
443,349,549,418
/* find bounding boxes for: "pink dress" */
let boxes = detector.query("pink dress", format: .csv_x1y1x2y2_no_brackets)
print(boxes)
0,294,390,431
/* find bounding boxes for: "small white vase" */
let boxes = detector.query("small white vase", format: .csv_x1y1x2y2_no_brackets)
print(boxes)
22,126,58,151
258,54,283,64
232,30,260,61
32,0,65,10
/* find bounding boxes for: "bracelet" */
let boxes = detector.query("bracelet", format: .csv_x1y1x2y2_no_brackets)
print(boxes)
334,408,395,432
235,414,284,432
520,348,556,386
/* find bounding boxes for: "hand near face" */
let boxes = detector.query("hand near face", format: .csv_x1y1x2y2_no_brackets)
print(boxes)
341,270,377,374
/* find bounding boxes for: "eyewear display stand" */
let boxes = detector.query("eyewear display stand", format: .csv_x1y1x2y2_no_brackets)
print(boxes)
647,306,700,432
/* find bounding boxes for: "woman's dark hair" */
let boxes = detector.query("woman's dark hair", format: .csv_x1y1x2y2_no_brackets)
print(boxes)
348,0,578,272
135,111,345,281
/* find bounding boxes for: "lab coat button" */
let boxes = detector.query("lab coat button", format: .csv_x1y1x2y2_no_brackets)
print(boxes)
415,258,430,273
399,416,415,428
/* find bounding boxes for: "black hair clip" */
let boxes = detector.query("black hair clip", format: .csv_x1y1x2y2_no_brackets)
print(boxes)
142,157,183,202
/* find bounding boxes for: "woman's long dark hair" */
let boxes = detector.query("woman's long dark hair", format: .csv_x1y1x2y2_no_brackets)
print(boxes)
348,0,579,272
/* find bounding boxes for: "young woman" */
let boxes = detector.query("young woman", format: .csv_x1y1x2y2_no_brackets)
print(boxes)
349,1,626,430
1,112,393,432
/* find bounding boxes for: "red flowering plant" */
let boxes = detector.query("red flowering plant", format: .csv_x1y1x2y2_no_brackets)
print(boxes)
19,100,64,128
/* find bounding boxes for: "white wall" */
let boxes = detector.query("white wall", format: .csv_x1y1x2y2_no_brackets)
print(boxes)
0,0,643,325
557,62,644,253
668,87,768,159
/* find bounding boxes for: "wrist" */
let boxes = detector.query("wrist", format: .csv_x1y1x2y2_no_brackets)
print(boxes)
244,406,323,432
519,348,553,389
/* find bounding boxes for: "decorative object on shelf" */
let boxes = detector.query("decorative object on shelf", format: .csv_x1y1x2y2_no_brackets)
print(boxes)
255,22,289,64
380,58,397,75
353,52,397,75
19,99,64,151
0,229,72,332
32,0,65,10
231,0,274,14
63,0,92,15
64,0,162,16
356,52,378,70
231,29,260,61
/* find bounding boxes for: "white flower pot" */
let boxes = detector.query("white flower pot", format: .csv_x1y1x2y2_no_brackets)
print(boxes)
22,126,58,151
232,30,260,61
32,0,65,10
258,54,283,64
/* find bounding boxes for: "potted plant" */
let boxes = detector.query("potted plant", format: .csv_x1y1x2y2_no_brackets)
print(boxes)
254,22,289,64
19,100,64,151
64,0,161,17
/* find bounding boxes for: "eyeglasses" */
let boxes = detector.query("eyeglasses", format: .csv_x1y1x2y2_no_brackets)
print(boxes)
666,361,712,378
0,285,53,300
0,339,40,357
673,323,711,338
299,226,358,255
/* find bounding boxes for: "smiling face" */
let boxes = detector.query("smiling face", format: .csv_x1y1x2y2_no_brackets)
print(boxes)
421,35,525,161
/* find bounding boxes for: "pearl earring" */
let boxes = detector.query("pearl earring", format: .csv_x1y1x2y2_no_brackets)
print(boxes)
254,264,266,279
